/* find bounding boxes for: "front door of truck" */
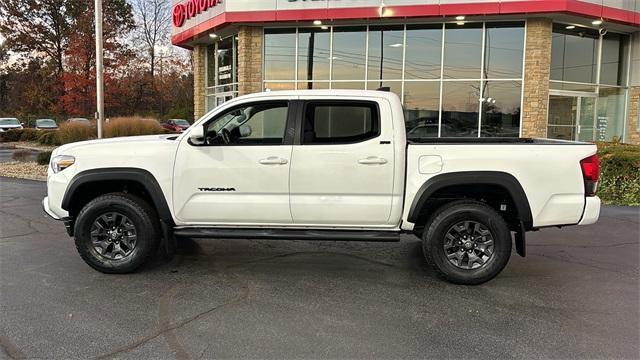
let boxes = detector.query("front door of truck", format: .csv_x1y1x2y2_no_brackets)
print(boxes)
289,98,396,226
173,98,295,225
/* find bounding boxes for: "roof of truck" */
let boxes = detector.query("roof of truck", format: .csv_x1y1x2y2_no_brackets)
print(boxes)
235,89,401,102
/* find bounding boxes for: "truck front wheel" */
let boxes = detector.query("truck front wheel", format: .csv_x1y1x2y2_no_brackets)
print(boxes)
422,200,512,285
74,193,160,273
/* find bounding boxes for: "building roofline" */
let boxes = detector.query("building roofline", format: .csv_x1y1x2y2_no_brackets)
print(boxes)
171,0,640,47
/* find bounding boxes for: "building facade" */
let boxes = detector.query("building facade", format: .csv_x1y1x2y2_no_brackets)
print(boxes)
171,0,640,143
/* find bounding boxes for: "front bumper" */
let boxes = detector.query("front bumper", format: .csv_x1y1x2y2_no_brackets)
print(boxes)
578,196,601,225
42,197,60,220
43,196,75,236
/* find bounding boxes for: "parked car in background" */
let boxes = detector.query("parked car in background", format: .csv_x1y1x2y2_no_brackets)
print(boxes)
67,118,90,125
0,118,24,132
162,119,191,133
35,119,59,130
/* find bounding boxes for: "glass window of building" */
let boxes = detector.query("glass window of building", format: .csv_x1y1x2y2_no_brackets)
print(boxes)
404,82,440,138
597,87,626,141
261,22,525,138
441,81,481,137
205,35,238,111
405,25,442,80
367,25,404,82
298,27,331,87
549,24,630,142
264,29,296,80
443,23,482,79
216,36,235,90
481,81,521,137
332,27,367,81
484,22,524,79
550,26,598,83
600,33,629,86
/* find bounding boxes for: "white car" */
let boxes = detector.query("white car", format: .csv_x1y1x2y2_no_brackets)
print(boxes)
42,90,601,284
0,117,24,132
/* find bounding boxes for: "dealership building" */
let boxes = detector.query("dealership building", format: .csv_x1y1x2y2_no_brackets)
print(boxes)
171,0,640,143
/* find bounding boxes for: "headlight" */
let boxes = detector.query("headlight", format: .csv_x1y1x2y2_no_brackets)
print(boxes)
51,155,75,173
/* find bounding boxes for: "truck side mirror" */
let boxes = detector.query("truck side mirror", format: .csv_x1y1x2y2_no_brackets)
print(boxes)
188,125,205,146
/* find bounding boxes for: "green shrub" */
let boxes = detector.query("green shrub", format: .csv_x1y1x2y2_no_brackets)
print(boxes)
38,130,61,146
596,142,640,206
57,122,96,144
37,151,52,165
104,117,165,138
1,129,25,142
19,128,40,141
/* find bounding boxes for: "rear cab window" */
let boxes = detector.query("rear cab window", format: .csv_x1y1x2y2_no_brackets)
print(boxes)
301,101,380,144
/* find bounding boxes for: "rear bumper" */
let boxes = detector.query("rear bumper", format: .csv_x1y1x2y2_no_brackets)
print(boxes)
579,196,601,225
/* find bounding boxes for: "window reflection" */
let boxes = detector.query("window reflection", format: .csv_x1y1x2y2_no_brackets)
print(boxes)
368,25,404,82
600,33,628,86
481,81,521,137
404,81,440,138
264,29,296,80
298,28,331,87
405,25,442,80
443,23,482,79
442,81,481,137
550,26,598,83
261,22,527,138
484,23,524,79
332,27,367,81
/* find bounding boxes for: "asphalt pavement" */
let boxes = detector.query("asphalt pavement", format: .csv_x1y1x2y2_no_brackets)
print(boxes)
1,177,638,359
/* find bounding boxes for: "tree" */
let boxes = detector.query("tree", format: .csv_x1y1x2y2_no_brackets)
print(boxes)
0,0,70,75
132,0,171,80
60,0,135,115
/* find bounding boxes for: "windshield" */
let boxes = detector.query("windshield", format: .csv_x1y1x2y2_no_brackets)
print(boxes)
0,118,20,126
69,118,89,122
37,119,57,126
173,119,190,126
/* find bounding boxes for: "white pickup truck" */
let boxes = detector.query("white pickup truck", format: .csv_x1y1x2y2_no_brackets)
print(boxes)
43,90,601,284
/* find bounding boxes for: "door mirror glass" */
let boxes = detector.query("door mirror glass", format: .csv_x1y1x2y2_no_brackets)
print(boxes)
188,125,205,145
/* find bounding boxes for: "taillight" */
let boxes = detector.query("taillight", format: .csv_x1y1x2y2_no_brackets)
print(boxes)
580,154,599,196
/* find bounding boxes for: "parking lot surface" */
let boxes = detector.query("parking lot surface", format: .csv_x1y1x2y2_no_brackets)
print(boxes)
1,177,639,359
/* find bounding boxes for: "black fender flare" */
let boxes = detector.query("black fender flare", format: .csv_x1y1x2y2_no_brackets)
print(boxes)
61,167,174,225
407,171,533,230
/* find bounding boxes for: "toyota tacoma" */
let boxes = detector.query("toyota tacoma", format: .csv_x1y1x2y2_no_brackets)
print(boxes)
43,90,601,284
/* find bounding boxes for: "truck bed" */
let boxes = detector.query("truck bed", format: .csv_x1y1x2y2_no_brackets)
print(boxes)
402,139,598,230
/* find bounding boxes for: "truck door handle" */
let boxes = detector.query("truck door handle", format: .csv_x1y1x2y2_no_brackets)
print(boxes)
358,156,388,165
259,157,288,165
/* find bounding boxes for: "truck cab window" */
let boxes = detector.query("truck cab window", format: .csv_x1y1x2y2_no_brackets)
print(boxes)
302,102,379,144
205,102,288,145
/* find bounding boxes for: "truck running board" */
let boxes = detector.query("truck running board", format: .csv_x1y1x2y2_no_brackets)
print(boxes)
173,228,401,242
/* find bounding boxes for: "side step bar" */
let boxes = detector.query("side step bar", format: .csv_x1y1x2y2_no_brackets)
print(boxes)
173,228,400,242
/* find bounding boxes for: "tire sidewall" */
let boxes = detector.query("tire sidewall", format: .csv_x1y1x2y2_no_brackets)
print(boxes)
75,196,157,273
424,204,511,284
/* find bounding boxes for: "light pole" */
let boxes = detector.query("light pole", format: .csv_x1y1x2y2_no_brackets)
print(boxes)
95,0,104,138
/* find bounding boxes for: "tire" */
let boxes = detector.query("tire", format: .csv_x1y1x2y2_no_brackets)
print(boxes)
422,200,512,285
74,192,160,273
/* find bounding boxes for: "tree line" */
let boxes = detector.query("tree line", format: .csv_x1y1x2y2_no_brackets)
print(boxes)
0,0,193,122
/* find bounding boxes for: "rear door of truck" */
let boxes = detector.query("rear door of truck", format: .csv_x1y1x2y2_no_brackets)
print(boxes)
289,96,397,226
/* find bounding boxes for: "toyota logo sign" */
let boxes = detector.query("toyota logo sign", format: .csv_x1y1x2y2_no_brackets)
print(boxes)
172,0,222,27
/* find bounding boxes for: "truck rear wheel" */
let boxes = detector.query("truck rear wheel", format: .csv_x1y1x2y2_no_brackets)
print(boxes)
422,200,512,285
74,193,160,273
